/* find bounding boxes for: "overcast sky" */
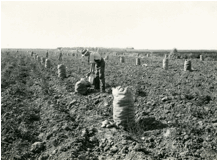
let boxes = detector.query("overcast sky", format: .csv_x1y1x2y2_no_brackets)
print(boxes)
1,1,217,49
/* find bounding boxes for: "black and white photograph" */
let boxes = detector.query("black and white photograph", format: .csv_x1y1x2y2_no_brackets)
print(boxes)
1,1,217,160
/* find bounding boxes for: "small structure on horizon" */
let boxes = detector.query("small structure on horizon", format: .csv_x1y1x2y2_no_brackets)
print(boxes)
126,47,134,49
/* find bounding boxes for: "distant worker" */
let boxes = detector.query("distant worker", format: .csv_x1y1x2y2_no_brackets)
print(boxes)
81,49,105,93
46,50,49,58
59,50,62,61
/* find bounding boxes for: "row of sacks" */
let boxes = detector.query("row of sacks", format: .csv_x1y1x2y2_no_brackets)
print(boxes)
75,78,135,128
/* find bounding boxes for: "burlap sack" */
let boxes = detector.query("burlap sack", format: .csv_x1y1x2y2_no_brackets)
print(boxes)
112,86,135,127
75,78,91,95
45,59,51,68
120,57,125,63
200,55,204,61
57,64,66,78
163,58,168,70
88,74,95,85
184,60,191,71
136,57,141,65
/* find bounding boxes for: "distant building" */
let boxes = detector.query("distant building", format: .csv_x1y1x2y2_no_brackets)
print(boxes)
126,47,134,49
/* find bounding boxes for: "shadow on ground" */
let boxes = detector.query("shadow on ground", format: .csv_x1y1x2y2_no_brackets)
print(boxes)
137,91,147,97
138,116,167,131
126,116,168,134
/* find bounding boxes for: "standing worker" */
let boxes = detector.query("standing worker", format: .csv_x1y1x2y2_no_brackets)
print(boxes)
58,50,62,61
46,50,49,58
81,49,105,93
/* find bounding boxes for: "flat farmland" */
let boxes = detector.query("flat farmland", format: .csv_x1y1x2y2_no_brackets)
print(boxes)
1,49,217,160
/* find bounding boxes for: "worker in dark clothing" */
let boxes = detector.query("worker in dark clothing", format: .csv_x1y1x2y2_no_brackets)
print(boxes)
82,49,105,93
46,50,49,58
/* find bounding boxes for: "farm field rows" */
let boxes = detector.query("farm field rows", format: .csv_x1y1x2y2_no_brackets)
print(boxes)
1,50,217,160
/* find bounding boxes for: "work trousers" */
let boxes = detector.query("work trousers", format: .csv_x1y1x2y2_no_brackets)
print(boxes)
94,58,105,91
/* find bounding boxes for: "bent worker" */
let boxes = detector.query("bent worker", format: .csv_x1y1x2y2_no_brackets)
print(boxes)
81,49,105,93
